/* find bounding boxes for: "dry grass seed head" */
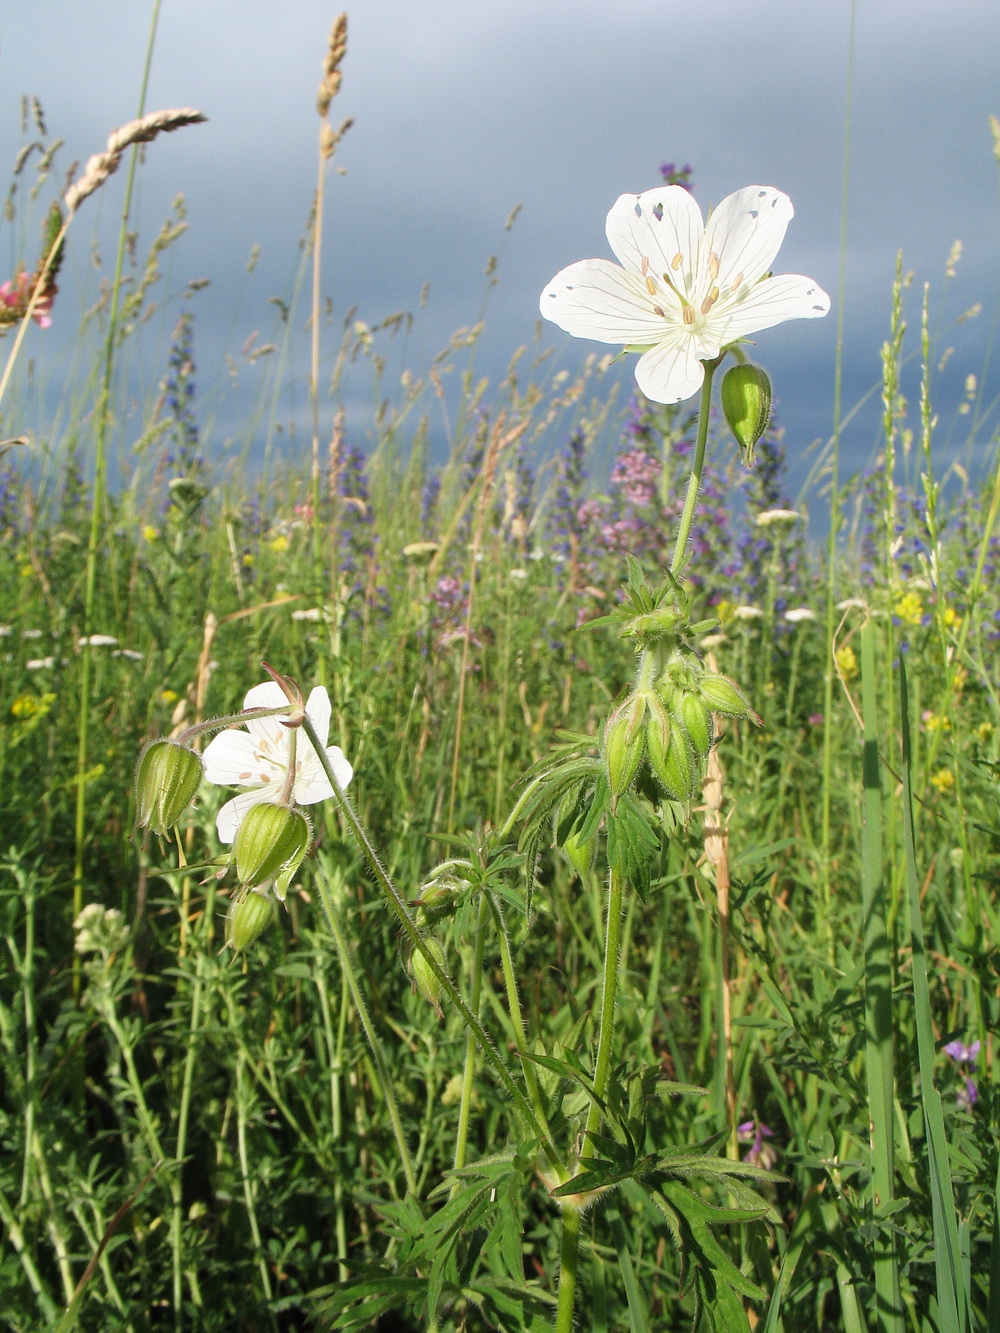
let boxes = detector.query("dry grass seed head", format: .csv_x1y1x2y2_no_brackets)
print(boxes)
317,13,348,117
64,109,207,215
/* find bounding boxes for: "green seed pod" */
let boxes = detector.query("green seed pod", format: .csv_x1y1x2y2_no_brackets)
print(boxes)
233,802,310,891
603,697,647,800
408,935,447,1017
226,889,276,951
721,363,772,466
678,691,714,760
699,672,761,724
135,738,203,836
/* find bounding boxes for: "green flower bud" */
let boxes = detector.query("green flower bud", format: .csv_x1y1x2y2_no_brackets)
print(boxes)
721,363,772,466
652,721,699,802
226,888,276,951
233,802,310,891
678,691,714,760
603,696,647,801
699,672,762,724
408,935,447,1017
644,697,672,786
135,739,203,836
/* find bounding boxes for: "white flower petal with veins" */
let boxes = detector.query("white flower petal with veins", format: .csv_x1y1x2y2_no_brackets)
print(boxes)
202,680,352,843
540,185,829,404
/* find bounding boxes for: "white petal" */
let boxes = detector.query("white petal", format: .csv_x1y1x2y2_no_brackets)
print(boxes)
304,686,331,748
540,259,674,344
294,745,352,805
241,681,291,743
605,187,705,297
714,274,831,343
202,730,263,786
634,340,706,404
216,787,275,843
705,187,793,291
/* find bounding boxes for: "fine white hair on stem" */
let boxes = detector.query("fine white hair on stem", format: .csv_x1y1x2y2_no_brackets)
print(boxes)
64,109,207,215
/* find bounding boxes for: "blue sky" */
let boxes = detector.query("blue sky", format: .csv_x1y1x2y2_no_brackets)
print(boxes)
3,0,999,499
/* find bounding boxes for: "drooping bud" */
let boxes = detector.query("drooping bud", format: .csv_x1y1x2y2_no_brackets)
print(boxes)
661,722,700,803
699,672,762,724
135,738,203,836
721,363,772,466
233,802,310,891
408,935,447,1017
603,695,647,801
226,888,276,951
562,826,594,878
678,691,714,760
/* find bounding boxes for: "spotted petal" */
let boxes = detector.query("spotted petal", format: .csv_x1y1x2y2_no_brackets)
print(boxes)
605,186,706,296
715,274,831,343
540,259,671,344
705,187,794,291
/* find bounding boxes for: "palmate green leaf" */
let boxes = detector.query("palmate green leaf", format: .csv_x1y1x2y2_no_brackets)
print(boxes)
605,793,659,901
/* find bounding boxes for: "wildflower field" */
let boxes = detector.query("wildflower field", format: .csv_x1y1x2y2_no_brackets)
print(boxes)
1,12,999,1333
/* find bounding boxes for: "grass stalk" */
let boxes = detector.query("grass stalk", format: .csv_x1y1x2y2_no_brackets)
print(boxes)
859,615,902,1330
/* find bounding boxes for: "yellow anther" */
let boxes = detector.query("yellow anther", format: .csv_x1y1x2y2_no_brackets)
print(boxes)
671,252,683,271
683,306,695,326
730,272,744,292
700,286,720,315
709,252,720,279
645,276,657,296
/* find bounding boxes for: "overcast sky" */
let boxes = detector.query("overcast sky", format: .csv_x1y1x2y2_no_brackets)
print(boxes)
3,0,999,499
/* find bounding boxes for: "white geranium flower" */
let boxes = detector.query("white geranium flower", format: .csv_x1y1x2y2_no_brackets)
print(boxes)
202,681,353,843
540,185,830,404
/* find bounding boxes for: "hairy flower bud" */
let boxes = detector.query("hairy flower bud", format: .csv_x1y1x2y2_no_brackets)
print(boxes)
678,691,714,760
408,935,448,1017
233,802,310,891
603,695,647,801
226,888,276,951
135,738,203,836
699,672,761,724
721,363,772,465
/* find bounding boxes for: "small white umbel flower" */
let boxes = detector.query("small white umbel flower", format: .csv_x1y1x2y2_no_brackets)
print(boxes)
540,184,829,404
202,680,353,842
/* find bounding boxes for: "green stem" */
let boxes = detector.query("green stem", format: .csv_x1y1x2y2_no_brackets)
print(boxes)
452,894,490,1177
859,617,902,1330
171,930,209,1328
312,864,418,1197
585,866,625,1138
72,0,162,990
554,1204,582,1333
300,716,561,1172
669,359,719,576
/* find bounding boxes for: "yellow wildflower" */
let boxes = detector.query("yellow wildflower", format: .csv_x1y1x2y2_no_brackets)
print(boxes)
242,552,255,567
976,721,994,745
160,689,179,706
942,606,962,629
894,592,924,626
923,711,951,733
930,768,955,794
268,534,290,554
142,525,159,542
835,644,858,681
714,600,735,626
10,694,39,719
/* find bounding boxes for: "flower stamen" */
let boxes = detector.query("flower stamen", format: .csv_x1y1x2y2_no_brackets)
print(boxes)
709,252,720,279
700,285,720,315
671,252,683,271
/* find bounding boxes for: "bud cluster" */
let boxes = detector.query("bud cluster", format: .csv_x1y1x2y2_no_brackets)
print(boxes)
603,644,759,805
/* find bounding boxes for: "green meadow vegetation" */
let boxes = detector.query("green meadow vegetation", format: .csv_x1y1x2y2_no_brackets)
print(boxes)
1,13,999,1333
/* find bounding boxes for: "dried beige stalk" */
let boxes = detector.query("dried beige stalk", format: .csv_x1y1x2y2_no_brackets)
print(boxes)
64,109,207,215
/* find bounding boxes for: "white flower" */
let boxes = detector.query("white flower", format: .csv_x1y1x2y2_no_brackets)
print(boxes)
733,604,764,620
540,185,829,404
756,508,801,527
78,634,119,648
784,607,817,624
202,681,353,843
26,656,56,669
